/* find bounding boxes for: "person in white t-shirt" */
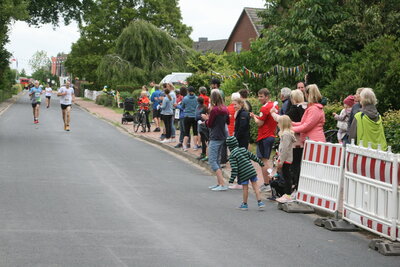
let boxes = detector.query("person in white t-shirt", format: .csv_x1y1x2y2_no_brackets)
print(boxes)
44,84,53,108
57,81,75,131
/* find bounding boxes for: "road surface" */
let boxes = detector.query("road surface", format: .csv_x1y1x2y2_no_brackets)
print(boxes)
0,94,397,266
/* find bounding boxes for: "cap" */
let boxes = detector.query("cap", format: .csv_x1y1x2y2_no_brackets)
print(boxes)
343,95,355,107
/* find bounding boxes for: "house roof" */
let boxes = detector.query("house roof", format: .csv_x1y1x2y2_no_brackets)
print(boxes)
244,7,265,36
223,7,265,51
192,39,228,53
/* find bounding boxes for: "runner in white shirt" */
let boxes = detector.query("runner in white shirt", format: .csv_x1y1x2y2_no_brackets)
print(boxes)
57,81,75,131
45,84,53,108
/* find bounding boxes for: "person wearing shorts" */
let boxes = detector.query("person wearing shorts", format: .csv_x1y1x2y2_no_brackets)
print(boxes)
57,81,75,131
227,136,265,210
250,88,278,192
45,84,52,108
29,81,42,124
150,85,161,132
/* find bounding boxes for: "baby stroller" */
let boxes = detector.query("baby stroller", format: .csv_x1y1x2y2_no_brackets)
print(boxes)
121,97,135,124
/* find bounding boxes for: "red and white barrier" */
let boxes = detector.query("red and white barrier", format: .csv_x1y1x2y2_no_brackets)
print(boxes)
343,142,399,241
297,140,345,215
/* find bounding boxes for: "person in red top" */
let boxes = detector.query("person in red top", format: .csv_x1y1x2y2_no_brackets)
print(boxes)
250,88,278,192
227,92,240,136
138,90,151,131
199,87,210,107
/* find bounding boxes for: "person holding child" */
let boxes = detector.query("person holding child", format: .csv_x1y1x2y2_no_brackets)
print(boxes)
226,136,266,210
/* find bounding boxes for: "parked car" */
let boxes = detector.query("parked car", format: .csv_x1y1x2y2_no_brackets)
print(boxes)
159,72,192,85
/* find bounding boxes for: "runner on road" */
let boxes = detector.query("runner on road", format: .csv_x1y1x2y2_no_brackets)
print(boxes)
29,80,42,124
57,81,75,131
45,84,53,108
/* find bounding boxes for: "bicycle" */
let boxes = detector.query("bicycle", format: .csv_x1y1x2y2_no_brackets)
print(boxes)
133,108,148,133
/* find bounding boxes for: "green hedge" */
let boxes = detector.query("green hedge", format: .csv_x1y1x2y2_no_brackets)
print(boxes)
95,95,116,107
383,110,400,153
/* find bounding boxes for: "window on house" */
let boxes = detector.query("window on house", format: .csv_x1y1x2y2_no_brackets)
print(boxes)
234,42,242,53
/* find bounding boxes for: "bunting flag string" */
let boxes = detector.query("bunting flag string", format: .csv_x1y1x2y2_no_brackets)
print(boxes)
212,63,305,80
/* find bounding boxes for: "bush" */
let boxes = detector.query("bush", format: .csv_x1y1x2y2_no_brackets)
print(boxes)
325,36,400,113
186,73,209,89
119,91,133,101
382,110,400,153
323,102,343,132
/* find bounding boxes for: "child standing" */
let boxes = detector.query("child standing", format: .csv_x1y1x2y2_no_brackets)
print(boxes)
138,91,151,132
275,115,296,203
226,136,266,210
333,95,354,143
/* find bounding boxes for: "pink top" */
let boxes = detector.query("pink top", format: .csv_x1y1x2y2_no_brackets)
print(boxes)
292,103,326,144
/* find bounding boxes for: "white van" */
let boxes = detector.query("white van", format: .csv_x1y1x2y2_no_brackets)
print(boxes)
159,72,192,85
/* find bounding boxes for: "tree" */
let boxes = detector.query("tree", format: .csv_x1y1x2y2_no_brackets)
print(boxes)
65,0,192,83
29,50,51,73
96,20,193,88
255,0,400,88
326,36,400,113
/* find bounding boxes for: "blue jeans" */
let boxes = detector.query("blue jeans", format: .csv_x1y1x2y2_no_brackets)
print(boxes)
208,139,225,172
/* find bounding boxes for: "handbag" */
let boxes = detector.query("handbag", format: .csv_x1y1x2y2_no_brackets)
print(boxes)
174,108,180,119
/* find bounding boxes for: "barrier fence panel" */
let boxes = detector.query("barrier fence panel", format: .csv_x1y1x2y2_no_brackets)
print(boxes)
297,140,345,215
397,157,400,242
343,143,399,241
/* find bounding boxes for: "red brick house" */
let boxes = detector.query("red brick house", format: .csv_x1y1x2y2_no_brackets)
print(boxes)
224,7,265,53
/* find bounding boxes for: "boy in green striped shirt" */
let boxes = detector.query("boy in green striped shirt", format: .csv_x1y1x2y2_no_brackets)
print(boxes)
227,136,265,210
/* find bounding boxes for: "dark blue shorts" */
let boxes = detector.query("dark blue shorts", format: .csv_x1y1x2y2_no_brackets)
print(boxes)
239,176,258,185
256,137,275,159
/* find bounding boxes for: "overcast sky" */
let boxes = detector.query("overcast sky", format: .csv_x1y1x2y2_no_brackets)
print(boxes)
6,0,266,75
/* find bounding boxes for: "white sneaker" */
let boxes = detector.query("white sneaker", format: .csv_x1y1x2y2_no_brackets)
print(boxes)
161,139,171,143
259,184,271,192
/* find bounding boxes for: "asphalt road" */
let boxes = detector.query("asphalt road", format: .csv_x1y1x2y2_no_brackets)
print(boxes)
0,94,398,266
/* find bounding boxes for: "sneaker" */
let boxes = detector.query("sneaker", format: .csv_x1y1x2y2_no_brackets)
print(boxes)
34,120,38,124
197,153,206,160
160,134,166,140
276,194,293,203
193,145,200,151
267,196,277,201
174,143,182,148
182,146,188,152
153,127,160,132
170,138,176,143
208,184,219,189
258,201,266,209
160,139,171,143
238,203,248,210
259,184,271,192
211,185,228,191
65,125,70,131
200,156,208,162
228,184,243,190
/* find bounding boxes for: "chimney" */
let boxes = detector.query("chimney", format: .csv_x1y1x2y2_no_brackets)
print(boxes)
198,37,208,42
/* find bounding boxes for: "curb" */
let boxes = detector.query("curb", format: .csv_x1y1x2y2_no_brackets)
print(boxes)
0,91,24,116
